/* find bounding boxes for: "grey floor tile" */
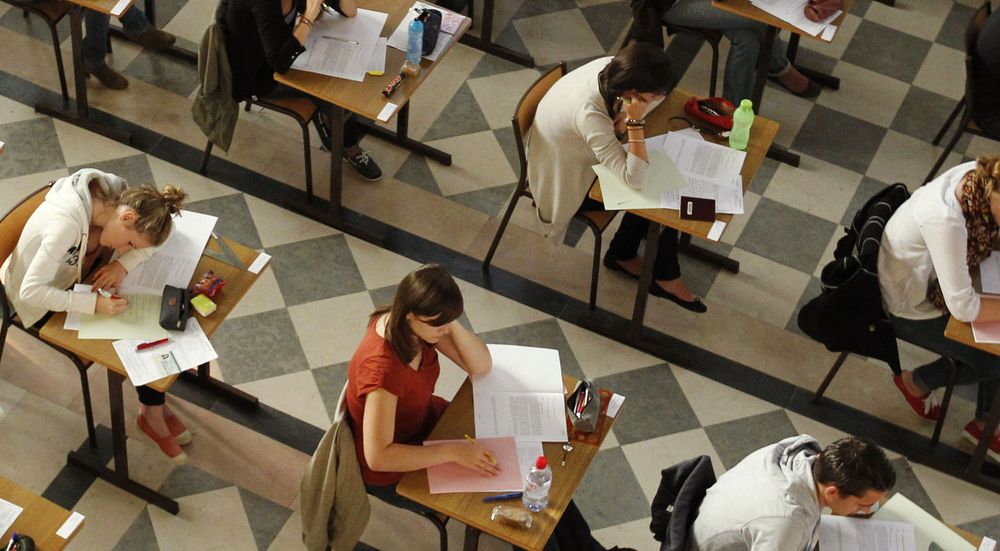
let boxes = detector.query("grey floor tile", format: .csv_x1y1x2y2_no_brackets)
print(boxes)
478,318,585,381
841,20,932,84
420,82,492,142
891,86,963,144
677,241,727,299
69,154,156,189
268,234,367,306
593,363,700,445
494,20,531,59
467,50,533,80
238,487,293,551
368,284,397,310
186,192,263,249
123,49,200,98
493,126,520,175
735,197,837,273
511,0,578,21
887,457,941,519
748,158,780,195
158,464,230,499
849,0,871,17
959,514,1000,540
840,175,891,227
112,508,160,551
0,117,65,178
449,182,518,216
0,6,70,46
786,276,823,337
785,47,839,85
211,308,311,385
581,1,631,52
312,362,350,422
575,447,650,530
394,154,442,195
936,2,978,51
703,410,798,469
792,104,887,174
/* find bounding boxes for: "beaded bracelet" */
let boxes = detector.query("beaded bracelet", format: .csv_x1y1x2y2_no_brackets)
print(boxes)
625,118,646,127
299,16,313,27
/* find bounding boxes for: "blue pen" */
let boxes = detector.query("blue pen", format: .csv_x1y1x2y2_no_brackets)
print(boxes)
482,492,522,503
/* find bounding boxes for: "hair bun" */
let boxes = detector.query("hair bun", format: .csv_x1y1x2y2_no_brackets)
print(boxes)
159,185,187,215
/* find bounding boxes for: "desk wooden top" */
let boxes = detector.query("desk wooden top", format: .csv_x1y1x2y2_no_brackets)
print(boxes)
711,0,852,41
397,375,618,551
945,316,1000,357
65,0,135,16
589,87,778,240
38,236,267,393
274,0,470,122
0,476,82,550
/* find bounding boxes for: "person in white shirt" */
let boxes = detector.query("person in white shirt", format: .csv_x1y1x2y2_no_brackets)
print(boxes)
878,156,1000,460
0,169,191,465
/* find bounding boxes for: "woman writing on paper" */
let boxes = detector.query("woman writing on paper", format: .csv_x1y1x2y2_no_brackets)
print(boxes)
881,157,1000,460
221,0,383,181
345,264,636,551
528,43,706,313
0,169,191,465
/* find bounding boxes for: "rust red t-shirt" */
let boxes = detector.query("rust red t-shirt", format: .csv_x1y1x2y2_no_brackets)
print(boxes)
345,318,447,486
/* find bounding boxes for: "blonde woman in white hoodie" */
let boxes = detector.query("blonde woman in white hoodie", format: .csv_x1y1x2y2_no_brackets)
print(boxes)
1,168,189,464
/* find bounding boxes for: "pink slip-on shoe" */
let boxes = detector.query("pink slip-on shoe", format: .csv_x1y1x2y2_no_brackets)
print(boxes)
165,411,192,446
137,414,188,465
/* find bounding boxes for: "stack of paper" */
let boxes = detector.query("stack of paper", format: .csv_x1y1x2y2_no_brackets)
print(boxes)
291,9,389,82
111,319,219,386
0,498,22,541
873,494,976,551
750,0,842,39
387,2,469,62
818,515,916,551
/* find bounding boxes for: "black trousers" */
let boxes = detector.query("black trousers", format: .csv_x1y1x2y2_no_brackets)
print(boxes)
582,198,681,281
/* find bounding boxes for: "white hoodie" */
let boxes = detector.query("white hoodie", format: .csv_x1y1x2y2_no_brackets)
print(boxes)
689,435,823,551
1,169,153,328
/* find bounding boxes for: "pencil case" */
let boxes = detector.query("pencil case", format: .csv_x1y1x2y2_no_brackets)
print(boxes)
160,284,193,331
566,380,602,433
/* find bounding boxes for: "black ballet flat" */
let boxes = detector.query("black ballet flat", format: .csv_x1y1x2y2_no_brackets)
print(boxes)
767,75,822,99
602,255,640,280
648,283,707,313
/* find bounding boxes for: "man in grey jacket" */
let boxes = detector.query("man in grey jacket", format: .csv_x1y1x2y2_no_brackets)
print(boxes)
689,435,895,551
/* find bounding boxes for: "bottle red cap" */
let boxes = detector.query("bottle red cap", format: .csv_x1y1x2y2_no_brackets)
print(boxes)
535,456,547,469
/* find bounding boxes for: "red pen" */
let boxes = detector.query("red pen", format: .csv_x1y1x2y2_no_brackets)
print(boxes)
136,338,169,352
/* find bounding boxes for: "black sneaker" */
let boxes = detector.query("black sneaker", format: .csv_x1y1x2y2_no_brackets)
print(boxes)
344,150,382,181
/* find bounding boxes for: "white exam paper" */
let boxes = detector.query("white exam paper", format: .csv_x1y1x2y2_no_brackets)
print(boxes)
594,150,687,210
472,344,568,442
367,37,388,74
77,293,169,340
292,9,388,82
873,494,975,551
818,515,916,551
981,252,1000,294
112,318,218,386
119,210,217,295
64,283,92,330
56,511,85,539
0,498,22,541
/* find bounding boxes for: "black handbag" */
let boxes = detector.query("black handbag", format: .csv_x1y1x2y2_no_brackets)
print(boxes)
417,8,442,56
159,285,192,331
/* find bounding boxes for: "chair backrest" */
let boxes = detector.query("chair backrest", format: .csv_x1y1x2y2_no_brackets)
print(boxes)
963,1,993,116
510,63,568,186
0,185,50,270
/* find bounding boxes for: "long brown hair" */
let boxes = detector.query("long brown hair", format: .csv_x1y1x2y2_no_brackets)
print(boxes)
372,264,463,364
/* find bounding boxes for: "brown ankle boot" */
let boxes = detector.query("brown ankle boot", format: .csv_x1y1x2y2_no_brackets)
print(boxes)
133,27,176,51
86,64,128,90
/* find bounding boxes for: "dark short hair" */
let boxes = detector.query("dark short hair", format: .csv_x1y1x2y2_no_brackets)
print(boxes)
813,437,896,497
601,42,678,106
371,264,463,364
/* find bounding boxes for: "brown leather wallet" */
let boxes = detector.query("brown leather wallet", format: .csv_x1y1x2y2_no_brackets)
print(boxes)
680,196,716,222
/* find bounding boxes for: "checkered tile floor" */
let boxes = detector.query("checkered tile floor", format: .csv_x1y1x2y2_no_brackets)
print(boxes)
1,0,1000,548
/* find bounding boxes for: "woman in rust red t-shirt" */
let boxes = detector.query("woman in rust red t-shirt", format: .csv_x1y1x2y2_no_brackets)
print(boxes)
345,265,497,510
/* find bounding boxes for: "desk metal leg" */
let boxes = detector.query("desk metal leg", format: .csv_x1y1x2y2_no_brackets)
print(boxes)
67,370,179,514
678,233,739,273
35,6,131,143
458,0,534,68
966,385,1000,480
179,363,259,409
766,144,800,166
462,524,482,551
357,104,453,166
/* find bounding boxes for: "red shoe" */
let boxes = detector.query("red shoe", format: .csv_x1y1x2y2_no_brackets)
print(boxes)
892,375,941,422
165,412,192,446
963,421,1000,462
137,414,188,465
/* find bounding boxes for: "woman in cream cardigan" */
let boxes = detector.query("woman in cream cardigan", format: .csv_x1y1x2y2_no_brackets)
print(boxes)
527,43,705,312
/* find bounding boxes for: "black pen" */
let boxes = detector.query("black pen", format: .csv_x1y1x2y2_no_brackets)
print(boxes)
482,492,522,503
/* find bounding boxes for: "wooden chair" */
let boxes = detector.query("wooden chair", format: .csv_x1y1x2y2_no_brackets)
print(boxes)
200,96,318,201
0,184,97,448
926,1,997,183
481,62,618,311
2,0,71,104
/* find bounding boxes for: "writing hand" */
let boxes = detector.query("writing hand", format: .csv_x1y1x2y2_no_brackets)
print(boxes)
452,442,502,477
95,294,129,316
92,261,127,291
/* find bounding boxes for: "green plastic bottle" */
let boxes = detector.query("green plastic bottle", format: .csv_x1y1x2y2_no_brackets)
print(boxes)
728,99,754,151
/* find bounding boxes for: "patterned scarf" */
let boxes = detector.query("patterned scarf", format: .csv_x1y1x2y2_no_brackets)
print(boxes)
927,170,999,312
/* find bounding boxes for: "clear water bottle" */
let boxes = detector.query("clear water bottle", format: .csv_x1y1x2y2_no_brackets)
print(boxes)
728,99,754,151
522,455,552,512
403,16,423,76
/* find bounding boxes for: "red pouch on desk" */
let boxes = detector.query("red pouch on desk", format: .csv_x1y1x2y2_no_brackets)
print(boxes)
804,0,842,22
684,97,734,131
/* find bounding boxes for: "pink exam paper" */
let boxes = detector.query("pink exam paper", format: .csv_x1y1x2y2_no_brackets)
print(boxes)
424,436,523,494
972,320,1000,344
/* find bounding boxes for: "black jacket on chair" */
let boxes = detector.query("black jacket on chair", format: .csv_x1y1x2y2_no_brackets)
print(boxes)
649,455,716,551
797,183,910,374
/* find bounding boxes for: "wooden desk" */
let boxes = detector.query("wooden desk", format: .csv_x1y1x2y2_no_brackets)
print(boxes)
37,235,265,514
34,0,135,143
274,0,470,238
932,317,1000,493
398,376,618,551
0,475,82,550
583,88,777,363
711,0,850,166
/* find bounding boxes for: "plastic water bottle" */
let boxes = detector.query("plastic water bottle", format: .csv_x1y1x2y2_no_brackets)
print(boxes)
728,99,754,151
522,455,552,512
403,16,423,76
